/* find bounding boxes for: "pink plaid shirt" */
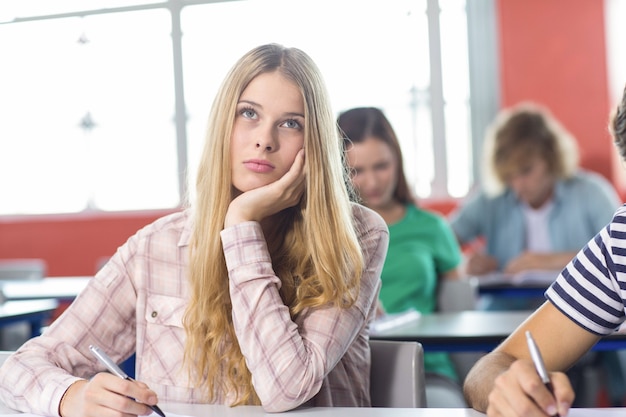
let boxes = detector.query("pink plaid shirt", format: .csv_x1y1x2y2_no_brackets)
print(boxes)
0,204,387,415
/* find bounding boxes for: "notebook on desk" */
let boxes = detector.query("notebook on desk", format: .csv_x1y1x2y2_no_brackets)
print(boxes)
369,310,422,335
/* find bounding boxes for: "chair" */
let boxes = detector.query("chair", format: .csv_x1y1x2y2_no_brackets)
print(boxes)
436,278,479,312
436,278,484,381
420,278,481,407
369,339,427,407
0,259,47,281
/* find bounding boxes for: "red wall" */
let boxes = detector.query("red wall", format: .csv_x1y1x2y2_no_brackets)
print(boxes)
0,0,620,275
497,0,616,183
0,211,173,276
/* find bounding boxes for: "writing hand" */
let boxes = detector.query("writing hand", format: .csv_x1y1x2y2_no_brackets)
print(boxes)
503,252,542,274
60,373,158,417
465,253,499,275
504,251,575,274
486,359,572,417
225,148,306,227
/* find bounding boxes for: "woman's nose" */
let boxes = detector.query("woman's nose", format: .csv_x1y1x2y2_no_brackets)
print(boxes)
358,171,377,189
256,126,277,151
256,142,273,151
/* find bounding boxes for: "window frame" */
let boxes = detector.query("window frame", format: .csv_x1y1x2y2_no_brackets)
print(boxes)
0,0,499,216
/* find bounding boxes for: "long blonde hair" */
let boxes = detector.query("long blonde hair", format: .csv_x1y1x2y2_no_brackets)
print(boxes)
183,44,364,406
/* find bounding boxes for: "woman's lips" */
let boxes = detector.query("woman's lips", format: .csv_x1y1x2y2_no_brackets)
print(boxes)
243,159,275,173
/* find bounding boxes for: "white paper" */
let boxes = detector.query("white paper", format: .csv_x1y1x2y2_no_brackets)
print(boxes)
370,309,421,334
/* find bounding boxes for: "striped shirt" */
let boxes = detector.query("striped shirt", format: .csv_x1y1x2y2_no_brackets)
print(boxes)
0,204,388,415
547,204,626,335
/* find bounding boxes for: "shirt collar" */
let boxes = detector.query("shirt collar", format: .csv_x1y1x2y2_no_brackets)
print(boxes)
178,209,193,247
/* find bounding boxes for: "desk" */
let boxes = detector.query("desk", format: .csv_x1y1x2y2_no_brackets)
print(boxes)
370,310,626,352
0,403,483,416
0,299,59,337
474,270,559,298
0,403,624,416
164,404,485,416
0,277,90,302
161,405,626,416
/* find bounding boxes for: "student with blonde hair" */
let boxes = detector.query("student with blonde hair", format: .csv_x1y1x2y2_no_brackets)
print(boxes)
450,102,619,278
0,44,388,416
464,85,626,416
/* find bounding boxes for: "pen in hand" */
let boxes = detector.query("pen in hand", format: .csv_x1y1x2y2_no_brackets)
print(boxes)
89,345,166,417
525,331,559,417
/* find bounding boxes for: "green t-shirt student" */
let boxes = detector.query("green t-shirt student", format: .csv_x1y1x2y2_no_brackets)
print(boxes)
381,204,462,381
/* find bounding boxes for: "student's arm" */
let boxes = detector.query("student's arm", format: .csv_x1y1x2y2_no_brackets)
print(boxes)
442,268,460,280
464,302,600,416
0,264,152,417
465,252,499,275
448,190,488,247
222,212,387,412
503,251,578,274
432,211,463,281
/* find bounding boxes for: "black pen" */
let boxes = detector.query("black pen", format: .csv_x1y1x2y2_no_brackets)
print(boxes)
525,331,560,417
89,345,166,417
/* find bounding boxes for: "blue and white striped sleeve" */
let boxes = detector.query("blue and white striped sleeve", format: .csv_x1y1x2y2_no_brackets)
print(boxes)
546,205,626,335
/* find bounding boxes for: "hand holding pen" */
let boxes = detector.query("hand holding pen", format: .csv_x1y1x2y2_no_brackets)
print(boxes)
89,345,166,417
525,331,568,417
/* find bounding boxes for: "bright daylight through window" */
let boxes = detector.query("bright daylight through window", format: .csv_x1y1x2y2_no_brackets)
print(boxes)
0,0,472,215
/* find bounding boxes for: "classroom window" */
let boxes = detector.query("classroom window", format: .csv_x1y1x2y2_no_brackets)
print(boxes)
0,8,178,214
0,0,475,216
606,0,626,107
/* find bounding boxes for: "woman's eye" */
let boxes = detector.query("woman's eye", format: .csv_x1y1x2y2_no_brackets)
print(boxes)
240,108,257,119
374,162,390,171
282,119,302,129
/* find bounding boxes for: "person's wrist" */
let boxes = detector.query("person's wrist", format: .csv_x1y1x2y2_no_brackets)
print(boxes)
59,380,86,417
224,212,248,228
224,203,255,228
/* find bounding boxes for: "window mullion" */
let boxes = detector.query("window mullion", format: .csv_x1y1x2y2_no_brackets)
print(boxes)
427,0,448,198
466,0,500,186
170,2,189,203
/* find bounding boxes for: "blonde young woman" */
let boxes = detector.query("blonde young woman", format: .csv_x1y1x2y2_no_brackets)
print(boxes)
0,44,388,416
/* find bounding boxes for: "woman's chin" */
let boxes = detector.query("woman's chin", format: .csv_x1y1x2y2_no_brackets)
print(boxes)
232,180,273,193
